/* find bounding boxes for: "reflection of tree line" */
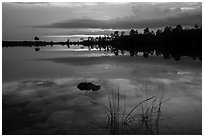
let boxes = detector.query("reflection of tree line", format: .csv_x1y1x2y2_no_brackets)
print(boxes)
3,25,201,61
84,25,202,61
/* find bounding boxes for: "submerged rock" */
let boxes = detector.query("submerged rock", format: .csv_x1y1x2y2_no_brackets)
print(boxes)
77,82,101,91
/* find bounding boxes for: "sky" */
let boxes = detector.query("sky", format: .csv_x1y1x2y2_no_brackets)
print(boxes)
2,2,202,41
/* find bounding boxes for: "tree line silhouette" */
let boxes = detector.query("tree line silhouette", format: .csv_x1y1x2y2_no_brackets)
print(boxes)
2,25,201,61
81,25,202,61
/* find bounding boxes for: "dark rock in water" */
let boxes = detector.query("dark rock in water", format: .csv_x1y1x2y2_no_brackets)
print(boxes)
77,82,92,91
77,82,101,91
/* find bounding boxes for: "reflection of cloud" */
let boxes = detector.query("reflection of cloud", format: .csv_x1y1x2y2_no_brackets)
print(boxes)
43,34,106,38
149,74,196,85
2,82,19,95
149,77,174,84
54,77,80,85
3,78,98,134
105,78,144,99
2,74,201,134
3,77,124,134
2,74,202,134
106,78,136,91
177,71,191,75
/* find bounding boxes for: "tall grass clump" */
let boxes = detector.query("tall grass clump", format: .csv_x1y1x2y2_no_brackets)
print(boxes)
91,86,170,135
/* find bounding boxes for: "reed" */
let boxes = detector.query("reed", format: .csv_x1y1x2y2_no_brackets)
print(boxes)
91,86,170,135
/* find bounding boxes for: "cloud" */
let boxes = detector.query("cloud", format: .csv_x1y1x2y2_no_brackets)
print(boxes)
131,3,181,20
11,2,130,7
35,10,201,29
10,2,202,30
12,2,49,6
31,2,201,29
132,2,201,19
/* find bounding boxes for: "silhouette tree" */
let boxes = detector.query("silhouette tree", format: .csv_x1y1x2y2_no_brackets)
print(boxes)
8,25,199,61
129,29,138,36
121,31,125,36
144,28,150,34
114,31,119,38
34,36,40,41
194,24,199,29
175,24,183,31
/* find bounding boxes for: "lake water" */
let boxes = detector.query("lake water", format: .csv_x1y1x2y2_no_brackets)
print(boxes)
2,45,202,135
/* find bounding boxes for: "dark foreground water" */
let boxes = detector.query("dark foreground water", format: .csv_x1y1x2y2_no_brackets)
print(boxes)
2,45,202,135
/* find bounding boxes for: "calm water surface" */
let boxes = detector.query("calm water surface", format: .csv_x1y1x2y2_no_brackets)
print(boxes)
2,45,202,135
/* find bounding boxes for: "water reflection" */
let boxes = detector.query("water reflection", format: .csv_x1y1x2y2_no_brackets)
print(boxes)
3,78,163,135
2,75,201,135
35,47,40,52
91,88,170,135
2,46,202,135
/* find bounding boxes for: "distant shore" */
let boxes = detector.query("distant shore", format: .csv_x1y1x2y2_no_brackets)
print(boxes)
2,25,202,61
